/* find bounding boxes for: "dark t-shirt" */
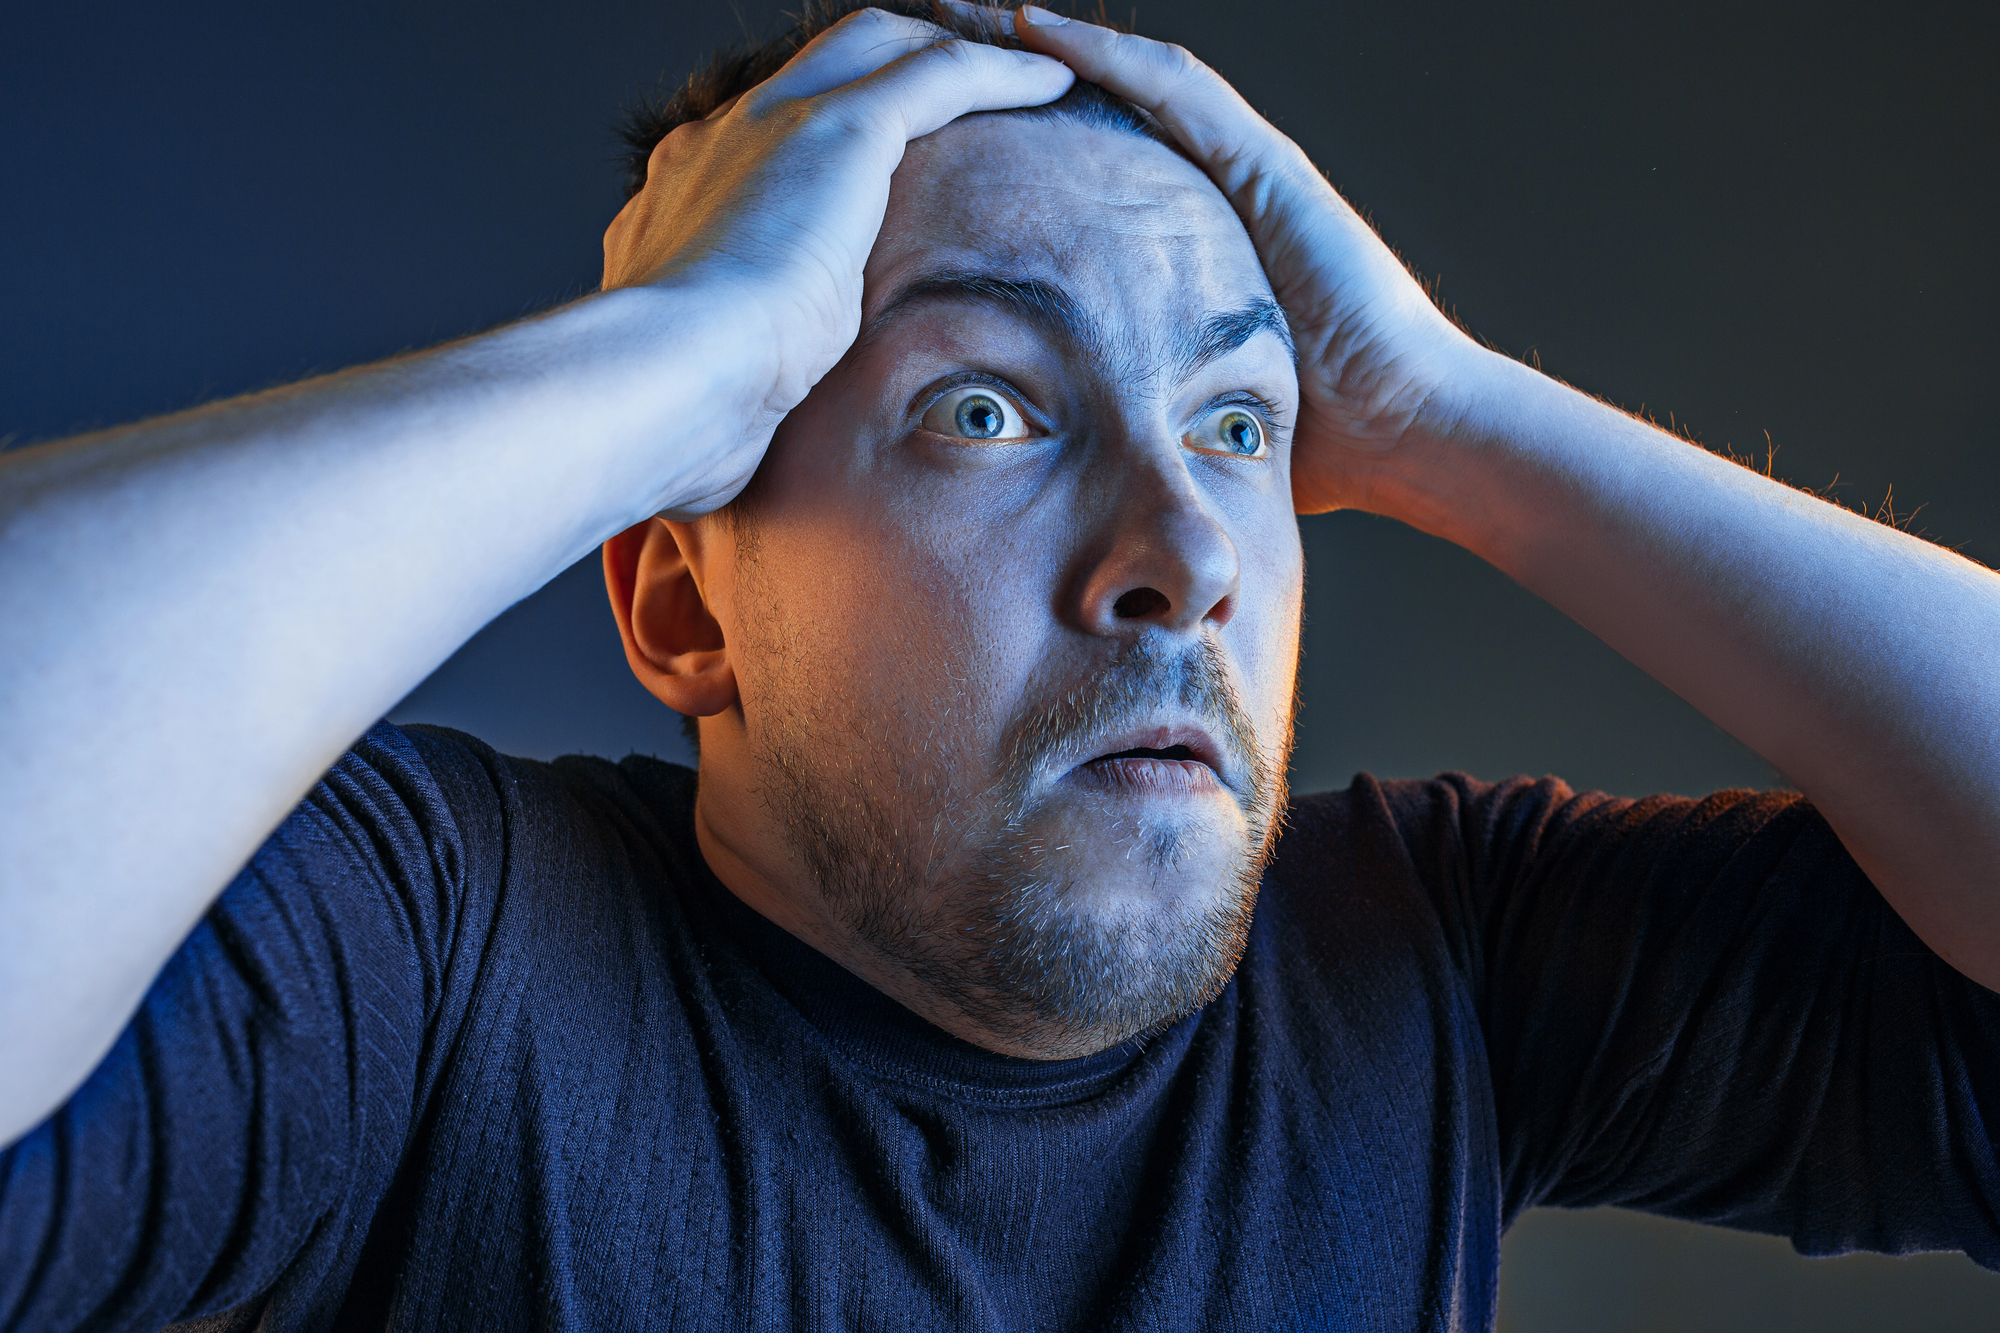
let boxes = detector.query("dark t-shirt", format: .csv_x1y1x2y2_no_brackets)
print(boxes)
2,723,1996,1331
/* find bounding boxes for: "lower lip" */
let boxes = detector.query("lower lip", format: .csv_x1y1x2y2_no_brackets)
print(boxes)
1072,756,1224,796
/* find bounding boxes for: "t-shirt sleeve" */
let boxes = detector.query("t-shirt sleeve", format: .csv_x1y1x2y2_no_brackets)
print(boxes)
0,722,509,1330
1388,774,2000,1266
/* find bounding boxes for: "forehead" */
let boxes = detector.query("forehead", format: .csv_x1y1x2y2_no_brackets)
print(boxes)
866,115,1272,334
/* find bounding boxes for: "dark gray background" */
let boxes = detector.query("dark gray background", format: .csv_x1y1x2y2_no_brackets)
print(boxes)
5,1,1995,1325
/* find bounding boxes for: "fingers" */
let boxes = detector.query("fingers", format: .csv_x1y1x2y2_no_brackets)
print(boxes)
1009,5,1293,192
934,0,1013,38
813,23,1075,144
751,8,947,105
750,6,1072,135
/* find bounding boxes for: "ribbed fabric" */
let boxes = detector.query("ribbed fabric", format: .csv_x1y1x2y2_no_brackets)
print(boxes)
2,722,1995,1332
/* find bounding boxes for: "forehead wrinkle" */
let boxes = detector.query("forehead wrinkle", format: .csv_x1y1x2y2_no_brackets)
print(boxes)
863,269,1278,399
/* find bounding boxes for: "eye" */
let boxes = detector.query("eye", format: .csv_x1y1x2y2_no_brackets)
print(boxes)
1185,403,1268,458
922,385,1033,442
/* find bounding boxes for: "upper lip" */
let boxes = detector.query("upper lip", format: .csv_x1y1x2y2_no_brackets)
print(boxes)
1067,716,1233,783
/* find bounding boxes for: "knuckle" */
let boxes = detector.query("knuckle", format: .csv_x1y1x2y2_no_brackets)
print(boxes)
795,93,849,131
1162,42,1204,79
843,7,910,36
737,82,783,119
789,97,861,147
925,37,980,70
647,115,723,176
647,129,684,167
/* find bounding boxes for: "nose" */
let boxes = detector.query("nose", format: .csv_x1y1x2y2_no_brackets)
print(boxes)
1068,449,1241,639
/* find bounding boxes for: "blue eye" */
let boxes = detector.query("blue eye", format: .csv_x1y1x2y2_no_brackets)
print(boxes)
1187,404,1267,457
1219,412,1261,454
923,385,1031,442
957,395,1004,438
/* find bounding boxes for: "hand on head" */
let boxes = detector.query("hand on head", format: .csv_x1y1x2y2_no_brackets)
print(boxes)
1002,4,1481,514
601,7,1073,517
603,3,1478,521
601,5,1326,1057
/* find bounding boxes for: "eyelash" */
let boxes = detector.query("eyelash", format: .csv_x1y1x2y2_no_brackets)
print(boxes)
1194,393,1287,455
921,371,1032,406
1205,392,1283,429
914,379,1286,446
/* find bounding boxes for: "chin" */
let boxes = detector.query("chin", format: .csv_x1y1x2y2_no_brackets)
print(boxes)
900,799,1268,1058
1027,797,1251,911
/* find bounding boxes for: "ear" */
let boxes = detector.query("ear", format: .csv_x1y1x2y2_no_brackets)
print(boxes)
602,518,739,720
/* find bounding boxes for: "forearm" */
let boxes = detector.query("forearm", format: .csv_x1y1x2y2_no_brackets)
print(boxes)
0,0,1077,1148
0,282,765,1144
999,4,2000,978
1374,348,2000,989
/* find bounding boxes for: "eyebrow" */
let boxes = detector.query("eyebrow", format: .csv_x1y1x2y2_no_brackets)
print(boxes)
1172,300,1296,377
865,268,1296,377
866,270,1091,350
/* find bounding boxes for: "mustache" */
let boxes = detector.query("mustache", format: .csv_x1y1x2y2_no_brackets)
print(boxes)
994,635,1271,813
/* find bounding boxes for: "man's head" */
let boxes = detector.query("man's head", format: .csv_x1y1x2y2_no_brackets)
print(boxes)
615,1,1181,201
606,2,1306,1060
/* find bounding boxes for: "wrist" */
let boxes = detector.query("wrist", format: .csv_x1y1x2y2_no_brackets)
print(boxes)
1362,347,1735,589
496,281,790,528
1341,346,1583,558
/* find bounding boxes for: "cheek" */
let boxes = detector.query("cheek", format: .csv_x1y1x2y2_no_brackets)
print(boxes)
896,510,1054,719
739,429,1055,770
1226,526,1305,741
738,504,1027,774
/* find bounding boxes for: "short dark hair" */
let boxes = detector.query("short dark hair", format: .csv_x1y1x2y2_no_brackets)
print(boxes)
617,1,1178,201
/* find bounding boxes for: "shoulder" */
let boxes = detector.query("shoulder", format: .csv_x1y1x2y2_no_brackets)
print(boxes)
276,723,705,977
367,721,700,860
1271,772,1829,895
1256,773,1843,996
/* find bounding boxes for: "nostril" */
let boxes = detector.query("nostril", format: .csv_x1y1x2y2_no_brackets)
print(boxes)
1112,587,1171,620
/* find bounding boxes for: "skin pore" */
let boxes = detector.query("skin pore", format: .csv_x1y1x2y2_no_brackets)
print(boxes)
609,114,1305,1060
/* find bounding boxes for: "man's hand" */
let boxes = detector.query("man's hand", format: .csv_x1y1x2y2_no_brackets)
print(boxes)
1008,4,1478,516
0,7,1075,1149
1026,1,2000,992
602,7,1071,515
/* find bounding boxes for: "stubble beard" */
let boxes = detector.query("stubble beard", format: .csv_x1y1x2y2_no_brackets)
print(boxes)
743,599,1292,1060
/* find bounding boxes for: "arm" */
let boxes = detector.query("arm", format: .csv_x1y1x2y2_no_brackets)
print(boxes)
1016,6,2000,992
0,11,1074,1148
0,290,740,1150
1386,355,2000,990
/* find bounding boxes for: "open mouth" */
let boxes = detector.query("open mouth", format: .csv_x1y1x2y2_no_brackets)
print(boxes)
1075,739,1224,796
1094,744,1199,763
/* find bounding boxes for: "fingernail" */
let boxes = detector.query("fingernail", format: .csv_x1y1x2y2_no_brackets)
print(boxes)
1019,5,1069,25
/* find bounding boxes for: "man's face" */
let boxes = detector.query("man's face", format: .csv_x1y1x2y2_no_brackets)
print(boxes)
704,113,1304,1057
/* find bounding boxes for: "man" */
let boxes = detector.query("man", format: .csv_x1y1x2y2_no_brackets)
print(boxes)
0,1,1995,1327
